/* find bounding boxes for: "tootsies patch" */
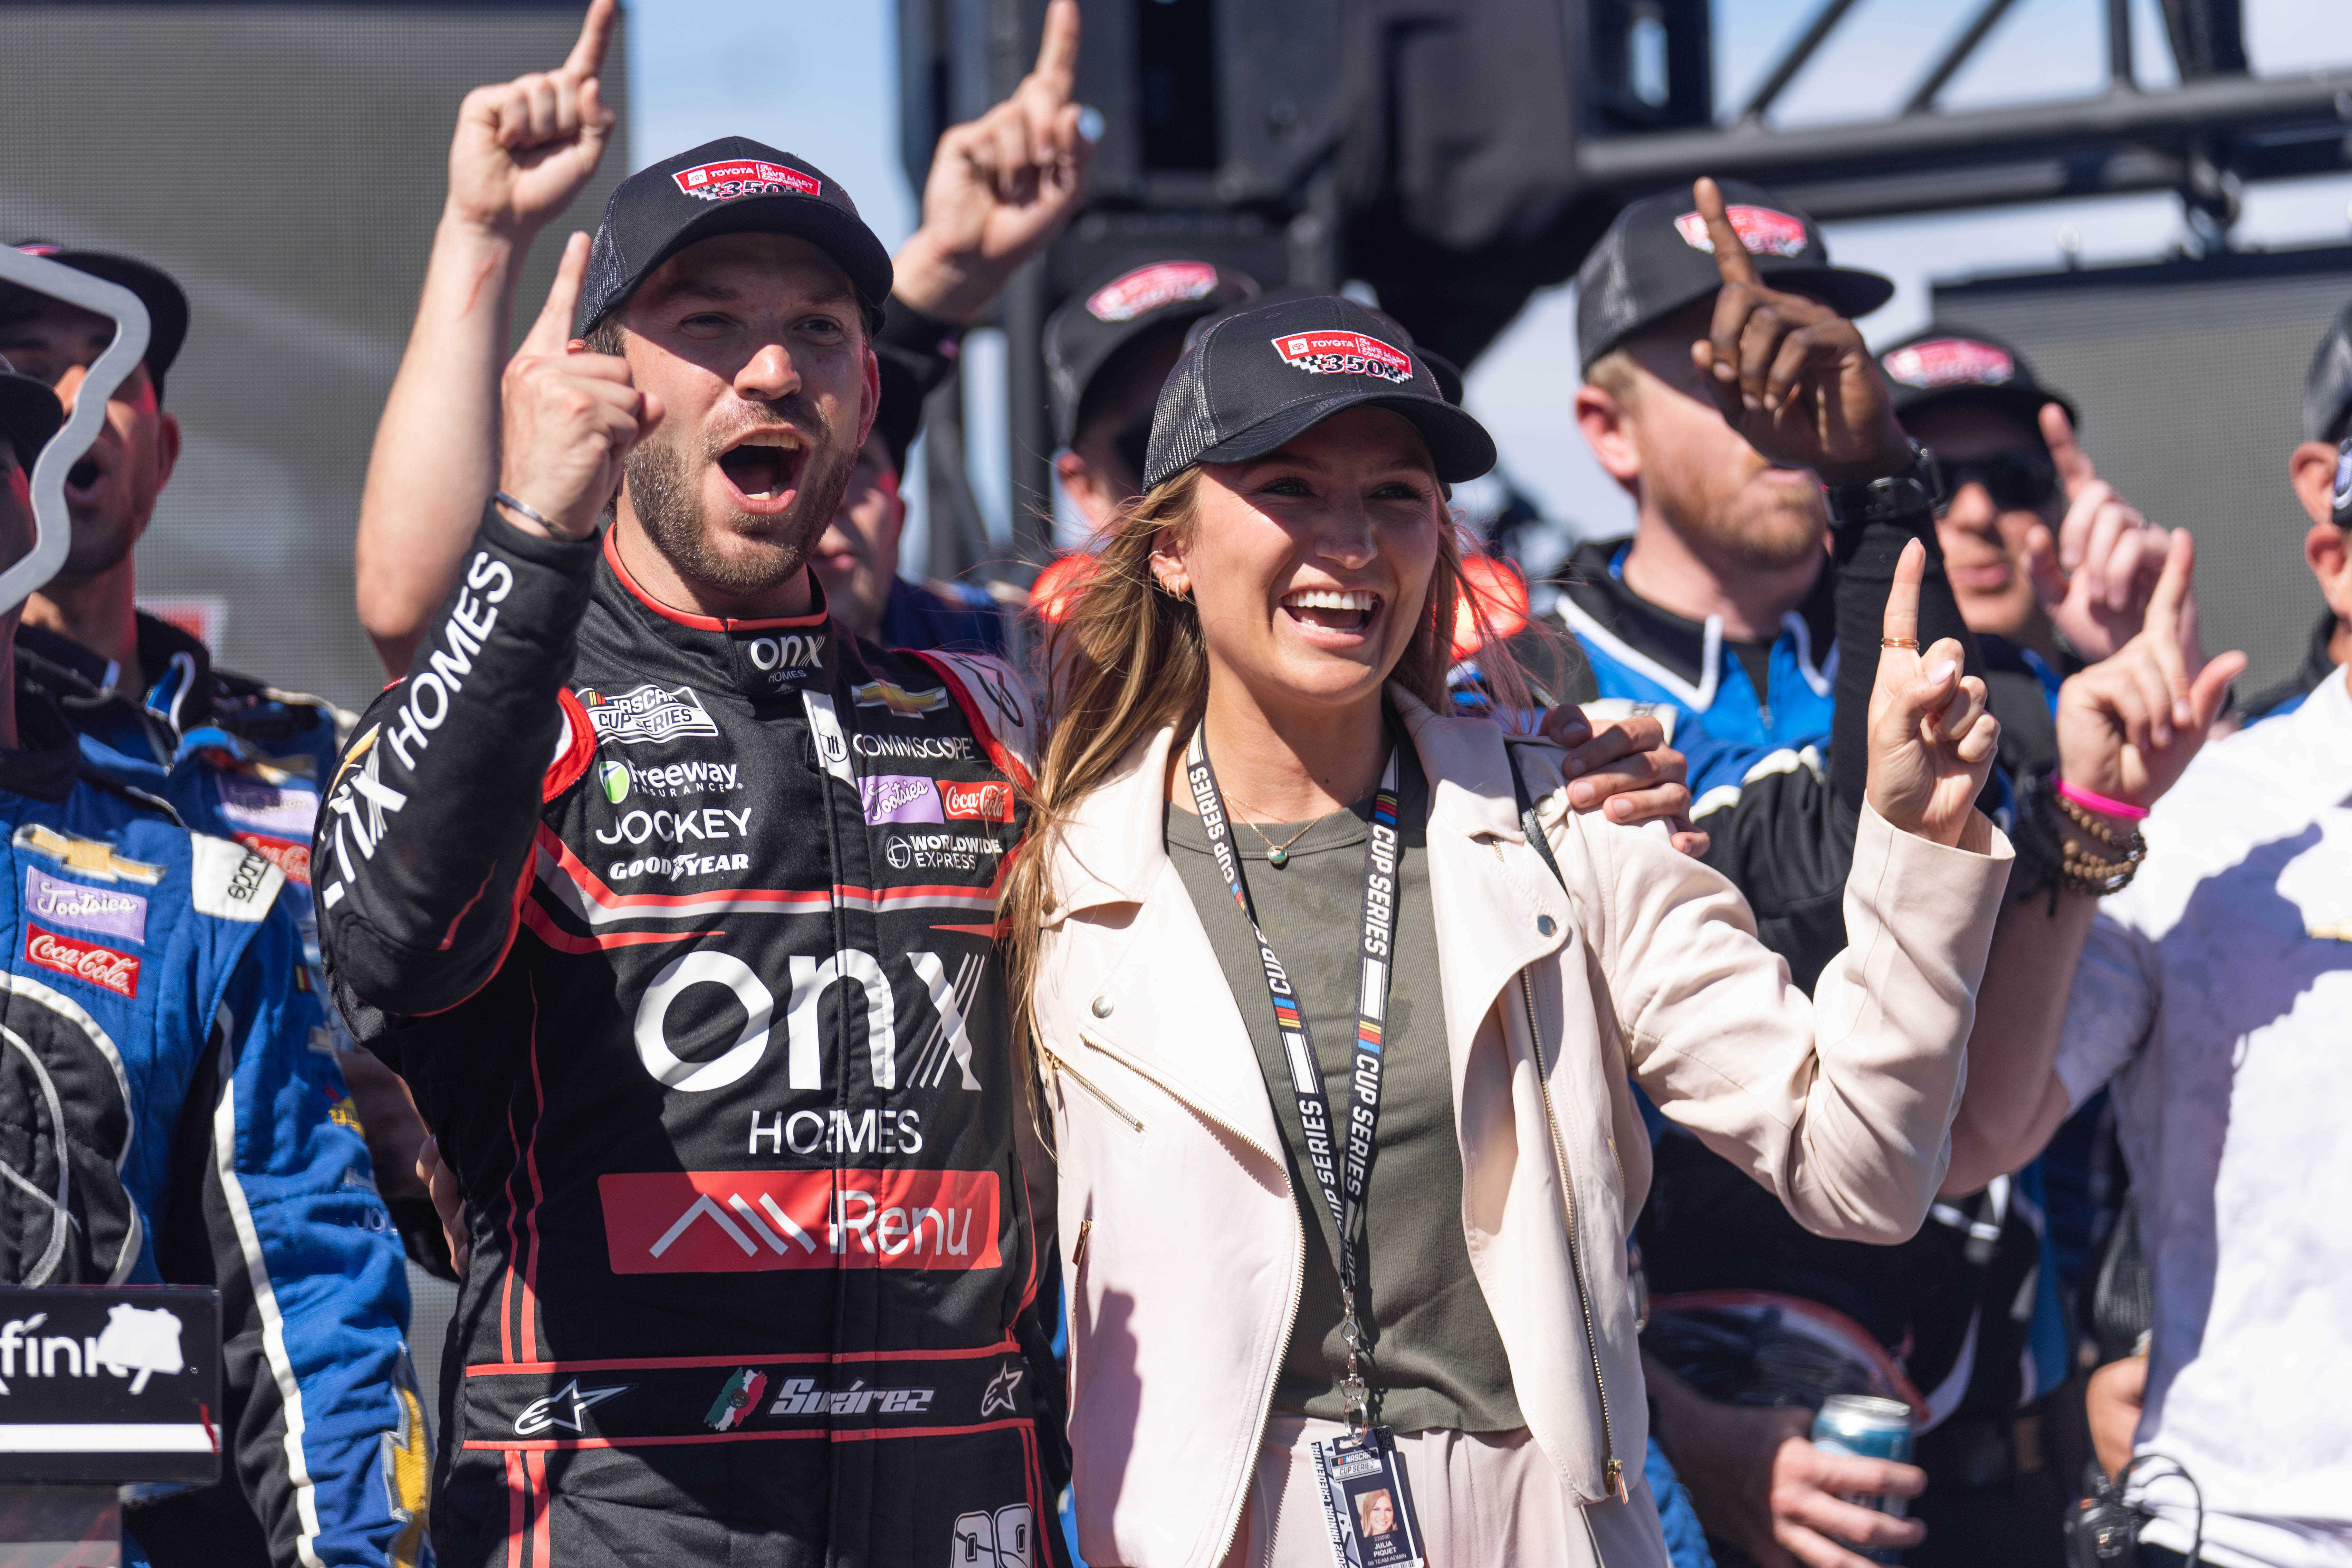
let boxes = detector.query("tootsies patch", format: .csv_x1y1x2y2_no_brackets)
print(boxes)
25,867,147,945
859,774,945,826
599,1168,1002,1274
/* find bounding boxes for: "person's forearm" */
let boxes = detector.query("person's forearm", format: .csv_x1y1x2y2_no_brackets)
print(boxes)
1830,499,1981,814
356,211,530,673
1941,884,2097,1194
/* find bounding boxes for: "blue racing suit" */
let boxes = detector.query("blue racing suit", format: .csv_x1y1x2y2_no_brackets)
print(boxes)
0,694,424,1568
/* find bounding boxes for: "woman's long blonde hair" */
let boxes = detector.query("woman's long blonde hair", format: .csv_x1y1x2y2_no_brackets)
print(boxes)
999,460,1538,1121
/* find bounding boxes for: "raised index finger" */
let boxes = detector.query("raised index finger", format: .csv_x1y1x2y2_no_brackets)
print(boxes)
2040,401,2097,498
1882,536,1924,651
2143,525,2196,639
560,0,618,82
521,232,593,358
1693,177,1758,289
1028,0,1080,99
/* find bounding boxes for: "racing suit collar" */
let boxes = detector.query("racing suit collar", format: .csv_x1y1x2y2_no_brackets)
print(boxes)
1552,535,1835,704
597,527,839,703
0,685,91,801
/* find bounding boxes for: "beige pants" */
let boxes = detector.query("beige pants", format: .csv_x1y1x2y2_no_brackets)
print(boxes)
1219,1417,1671,1568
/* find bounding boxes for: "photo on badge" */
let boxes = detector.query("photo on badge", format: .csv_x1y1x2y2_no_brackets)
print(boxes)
1312,1431,1427,1568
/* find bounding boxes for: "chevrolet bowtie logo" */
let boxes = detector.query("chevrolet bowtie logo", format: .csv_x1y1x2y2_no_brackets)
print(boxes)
12,824,166,885
851,680,949,717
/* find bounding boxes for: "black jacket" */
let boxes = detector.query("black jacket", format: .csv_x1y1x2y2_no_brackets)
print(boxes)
316,511,1061,1568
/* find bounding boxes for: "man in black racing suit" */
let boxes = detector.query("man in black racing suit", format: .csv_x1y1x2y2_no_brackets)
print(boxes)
316,137,1060,1568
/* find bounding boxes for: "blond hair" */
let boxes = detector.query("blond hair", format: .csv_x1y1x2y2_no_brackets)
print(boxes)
998,465,1539,1135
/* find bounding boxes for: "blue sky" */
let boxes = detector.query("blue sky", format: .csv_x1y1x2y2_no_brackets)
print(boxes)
631,0,2352,539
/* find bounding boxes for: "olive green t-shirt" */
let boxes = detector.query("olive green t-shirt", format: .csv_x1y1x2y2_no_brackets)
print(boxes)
1164,744,1523,1433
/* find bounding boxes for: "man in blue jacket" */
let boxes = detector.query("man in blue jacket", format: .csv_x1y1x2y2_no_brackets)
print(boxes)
0,357,426,1566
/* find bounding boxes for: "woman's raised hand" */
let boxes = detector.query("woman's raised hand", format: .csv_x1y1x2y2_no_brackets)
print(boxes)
1864,539,2001,847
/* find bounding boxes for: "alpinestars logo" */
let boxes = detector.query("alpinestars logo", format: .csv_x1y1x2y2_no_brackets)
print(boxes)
578,684,720,745
979,1363,1023,1418
513,1379,630,1436
1271,331,1413,384
673,158,822,202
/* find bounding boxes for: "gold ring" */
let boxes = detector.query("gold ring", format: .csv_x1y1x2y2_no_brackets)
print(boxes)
1880,637,1920,649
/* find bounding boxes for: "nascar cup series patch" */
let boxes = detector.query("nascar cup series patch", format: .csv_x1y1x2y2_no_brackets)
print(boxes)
1087,261,1219,322
1673,204,1809,259
1271,330,1414,385
672,159,822,203
1882,337,2016,389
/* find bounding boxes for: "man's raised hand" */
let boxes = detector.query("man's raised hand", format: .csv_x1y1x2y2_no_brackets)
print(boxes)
496,233,657,541
895,0,1094,324
1687,176,1911,486
2021,402,2172,661
448,0,620,239
2054,528,2244,814
1865,539,2001,847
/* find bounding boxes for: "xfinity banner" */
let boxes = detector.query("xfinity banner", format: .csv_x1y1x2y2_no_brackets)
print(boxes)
0,1287,220,1484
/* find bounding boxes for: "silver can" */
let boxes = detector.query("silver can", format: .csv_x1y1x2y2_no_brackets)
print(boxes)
1811,1394,1916,1564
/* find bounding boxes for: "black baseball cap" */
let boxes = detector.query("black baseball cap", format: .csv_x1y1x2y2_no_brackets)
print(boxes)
2,241,190,399
2304,300,2352,445
576,138,893,337
1575,180,1893,369
1142,294,1494,491
1879,327,2079,431
1046,259,1259,447
0,354,64,469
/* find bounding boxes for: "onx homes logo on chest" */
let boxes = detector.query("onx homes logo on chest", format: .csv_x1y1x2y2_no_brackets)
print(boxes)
1271,331,1413,385
579,684,720,746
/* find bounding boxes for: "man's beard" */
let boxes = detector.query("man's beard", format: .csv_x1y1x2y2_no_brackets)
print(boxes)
624,404,858,603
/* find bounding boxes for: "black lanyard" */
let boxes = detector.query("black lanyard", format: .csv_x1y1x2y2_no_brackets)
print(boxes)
1184,724,1402,1431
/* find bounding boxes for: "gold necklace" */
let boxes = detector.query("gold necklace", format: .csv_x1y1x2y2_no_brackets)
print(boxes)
1219,793,1320,868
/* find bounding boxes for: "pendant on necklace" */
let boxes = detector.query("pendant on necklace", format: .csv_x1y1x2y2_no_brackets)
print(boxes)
1268,846,1290,868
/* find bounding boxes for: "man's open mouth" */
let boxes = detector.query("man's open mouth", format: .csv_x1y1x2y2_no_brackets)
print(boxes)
1280,586,1380,634
716,433,806,505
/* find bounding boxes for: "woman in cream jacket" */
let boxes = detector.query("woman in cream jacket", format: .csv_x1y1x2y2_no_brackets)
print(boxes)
998,286,2011,1567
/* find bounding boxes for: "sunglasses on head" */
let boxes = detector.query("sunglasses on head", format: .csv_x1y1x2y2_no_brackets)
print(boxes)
1942,449,2059,512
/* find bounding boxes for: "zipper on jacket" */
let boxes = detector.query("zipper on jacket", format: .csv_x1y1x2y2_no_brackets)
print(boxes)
1039,1044,1145,1134
1079,1027,1306,1567
1072,1215,1093,1273
1519,968,1625,1503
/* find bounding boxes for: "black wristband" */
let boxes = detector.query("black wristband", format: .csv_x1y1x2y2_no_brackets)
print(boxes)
1824,441,1944,532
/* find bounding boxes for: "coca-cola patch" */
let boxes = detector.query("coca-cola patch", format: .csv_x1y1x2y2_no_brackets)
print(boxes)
939,780,1016,823
1674,205,1810,260
1270,331,1414,385
1087,261,1219,322
1881,337,2016,389
26,922,140,998
673,159,821,203
233,832,312,888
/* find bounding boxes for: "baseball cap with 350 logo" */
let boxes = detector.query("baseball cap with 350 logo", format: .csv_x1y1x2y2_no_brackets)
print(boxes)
1574,178,1893,369
575,137,895,337
1140,294,1494,492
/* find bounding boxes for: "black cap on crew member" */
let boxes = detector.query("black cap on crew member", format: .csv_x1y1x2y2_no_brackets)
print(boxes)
1045,259,1259,448
2,241,190,399
1878,327,2079,431
0,354,64,470
575,137,895,337
1142,294,1494,492
1574,180,1892,369
2304,300,2352,446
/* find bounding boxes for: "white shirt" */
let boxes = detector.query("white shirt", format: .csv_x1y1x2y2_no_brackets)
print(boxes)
2055,666,2352,1568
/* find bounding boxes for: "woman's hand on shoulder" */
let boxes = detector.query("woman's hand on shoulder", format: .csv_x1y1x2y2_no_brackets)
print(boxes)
1863,539,2002,848
1535,706,1709,857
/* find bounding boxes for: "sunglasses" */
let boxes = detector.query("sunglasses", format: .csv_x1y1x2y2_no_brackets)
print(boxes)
1942,449,2059,512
